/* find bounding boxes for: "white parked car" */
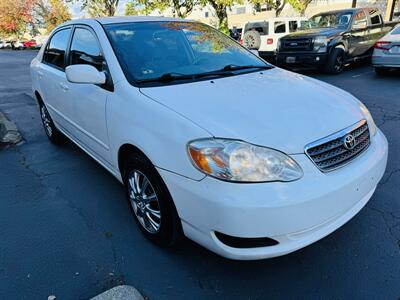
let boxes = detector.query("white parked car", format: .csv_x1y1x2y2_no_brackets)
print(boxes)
31,17,388,260
372,24,400,75
241,17,307,57
0,41,12,49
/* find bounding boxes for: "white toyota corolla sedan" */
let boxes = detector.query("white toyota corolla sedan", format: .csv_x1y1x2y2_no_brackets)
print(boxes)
30,17,388,260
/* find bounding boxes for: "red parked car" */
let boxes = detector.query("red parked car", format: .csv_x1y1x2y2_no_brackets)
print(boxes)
23,40,37,48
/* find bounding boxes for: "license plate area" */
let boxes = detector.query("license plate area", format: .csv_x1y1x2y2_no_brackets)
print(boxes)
286,56,296,63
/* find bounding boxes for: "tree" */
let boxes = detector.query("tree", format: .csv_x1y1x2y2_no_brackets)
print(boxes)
124,1,138,15
171,0,195,18
250,0,286,17
0,0,38,37
200,0,241,34
68,0,120,17
286,0,312,16
124,0,169,16
35,0,71,33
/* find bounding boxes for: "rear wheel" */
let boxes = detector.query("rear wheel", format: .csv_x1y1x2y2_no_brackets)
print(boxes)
39,101,65,144
123,153,182,247
375,67,390,76
325,48,346,74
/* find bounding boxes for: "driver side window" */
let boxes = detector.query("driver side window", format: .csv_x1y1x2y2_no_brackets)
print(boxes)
69,27,105,71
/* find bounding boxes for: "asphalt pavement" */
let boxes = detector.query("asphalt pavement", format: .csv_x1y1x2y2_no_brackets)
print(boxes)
0,50,399,299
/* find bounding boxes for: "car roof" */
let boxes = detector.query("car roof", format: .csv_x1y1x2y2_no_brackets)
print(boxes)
65,16,189,26
245,17,307,23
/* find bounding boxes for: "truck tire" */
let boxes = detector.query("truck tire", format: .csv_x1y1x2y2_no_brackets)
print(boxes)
243,30,261,50
325,48,346,74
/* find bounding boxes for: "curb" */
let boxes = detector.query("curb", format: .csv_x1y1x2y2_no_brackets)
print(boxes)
91,285,144,300
0,111,22,146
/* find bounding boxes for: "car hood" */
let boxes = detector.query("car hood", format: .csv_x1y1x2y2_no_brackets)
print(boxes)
284,27,344,38
140,68,364,154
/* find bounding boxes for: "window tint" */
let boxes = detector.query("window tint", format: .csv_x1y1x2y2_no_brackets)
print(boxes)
274,21,286,33
369,9,382,25
69,28,104,71
289,21,298,32
43,28,71,69
353,11,367,29
244,22,268,36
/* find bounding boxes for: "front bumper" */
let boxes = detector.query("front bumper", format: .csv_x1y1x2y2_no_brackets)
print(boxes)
158,129,388,260
277,52,328,69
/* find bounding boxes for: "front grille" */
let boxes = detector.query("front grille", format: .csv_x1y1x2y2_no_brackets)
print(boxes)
305,120,370,172
281,38,313,51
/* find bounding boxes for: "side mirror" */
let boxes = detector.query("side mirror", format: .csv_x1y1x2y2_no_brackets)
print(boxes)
353,21,367,30
250,49,259,56
66,64,106,84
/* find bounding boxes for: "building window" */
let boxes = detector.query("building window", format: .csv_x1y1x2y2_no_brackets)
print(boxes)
236,7,246,14
205,11,209,18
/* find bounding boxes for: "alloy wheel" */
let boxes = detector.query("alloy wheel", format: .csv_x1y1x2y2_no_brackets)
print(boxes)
40,105,52,137
128,170,161,234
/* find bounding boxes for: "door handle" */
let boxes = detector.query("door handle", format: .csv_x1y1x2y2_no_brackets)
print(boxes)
60,83,69,91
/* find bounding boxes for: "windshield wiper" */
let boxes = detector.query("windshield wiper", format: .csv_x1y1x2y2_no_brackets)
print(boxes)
136,72,194,84
136,64,273,84
220,64,274,71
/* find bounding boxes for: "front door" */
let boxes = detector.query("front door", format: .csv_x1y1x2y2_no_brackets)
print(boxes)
65,26,111,162
349,10,370,57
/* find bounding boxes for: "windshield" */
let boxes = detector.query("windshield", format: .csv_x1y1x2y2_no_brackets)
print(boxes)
104,21,269,85
300,12,353,29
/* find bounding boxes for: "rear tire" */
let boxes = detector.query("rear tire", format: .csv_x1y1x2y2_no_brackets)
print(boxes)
375,67,390,76
123,153,182,247
325,48,346,74
39,101,66,144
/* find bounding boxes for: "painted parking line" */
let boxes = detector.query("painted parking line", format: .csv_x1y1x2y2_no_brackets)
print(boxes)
351,70,374,78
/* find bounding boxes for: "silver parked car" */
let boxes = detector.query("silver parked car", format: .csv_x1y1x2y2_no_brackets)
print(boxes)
373,25,400,75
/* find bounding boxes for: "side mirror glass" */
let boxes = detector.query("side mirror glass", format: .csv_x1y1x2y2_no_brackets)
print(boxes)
66,64,106,84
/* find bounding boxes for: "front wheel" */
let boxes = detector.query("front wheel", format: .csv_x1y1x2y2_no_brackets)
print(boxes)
325,48,346,74
124,154,182,247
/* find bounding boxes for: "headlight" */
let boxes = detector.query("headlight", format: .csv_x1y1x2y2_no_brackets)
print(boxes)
359,101,377,136
313,36,328,52
188,139,303,183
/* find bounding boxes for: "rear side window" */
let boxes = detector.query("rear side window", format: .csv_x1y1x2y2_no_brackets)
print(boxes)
244,22,269,36
369,9,382,26
289,21,298,32
69,28,104,71
43,28,71,69
274,21,286,33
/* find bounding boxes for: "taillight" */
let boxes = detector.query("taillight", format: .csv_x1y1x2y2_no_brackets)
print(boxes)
240,39,243,45
374,41,392,50
267,38,273,45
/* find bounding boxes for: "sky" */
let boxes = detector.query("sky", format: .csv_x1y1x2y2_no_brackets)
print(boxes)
69,0,130,18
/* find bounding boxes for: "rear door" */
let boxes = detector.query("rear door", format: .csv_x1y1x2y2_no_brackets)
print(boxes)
65,26,111,161
39,27,73,132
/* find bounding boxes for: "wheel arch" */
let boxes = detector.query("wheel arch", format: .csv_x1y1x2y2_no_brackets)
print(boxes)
118,143,153,181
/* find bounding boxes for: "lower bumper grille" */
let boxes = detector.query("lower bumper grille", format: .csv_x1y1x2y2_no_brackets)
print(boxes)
305,120,371,172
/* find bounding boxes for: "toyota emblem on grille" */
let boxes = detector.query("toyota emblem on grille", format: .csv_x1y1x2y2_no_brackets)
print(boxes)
343,134,356,150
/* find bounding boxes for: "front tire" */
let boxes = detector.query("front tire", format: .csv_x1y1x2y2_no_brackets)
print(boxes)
325,48,346,74
123,154,182,247
39,101,65,144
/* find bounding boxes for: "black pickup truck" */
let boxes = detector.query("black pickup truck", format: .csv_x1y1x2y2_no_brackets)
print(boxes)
276,8,399,73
